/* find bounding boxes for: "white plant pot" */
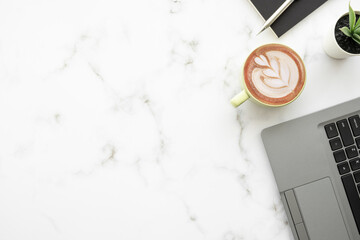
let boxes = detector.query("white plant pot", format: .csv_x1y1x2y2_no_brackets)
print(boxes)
323,11,360,59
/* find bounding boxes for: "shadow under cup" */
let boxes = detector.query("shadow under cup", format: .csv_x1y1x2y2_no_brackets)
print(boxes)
231,44,306,107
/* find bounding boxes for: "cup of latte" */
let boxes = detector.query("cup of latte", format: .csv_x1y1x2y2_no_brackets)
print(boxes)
231,44,306,107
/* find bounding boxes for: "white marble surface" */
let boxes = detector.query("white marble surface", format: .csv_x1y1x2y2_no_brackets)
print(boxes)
1,0,360,239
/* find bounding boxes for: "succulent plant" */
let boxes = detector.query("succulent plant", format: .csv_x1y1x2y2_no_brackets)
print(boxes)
340,3,360,44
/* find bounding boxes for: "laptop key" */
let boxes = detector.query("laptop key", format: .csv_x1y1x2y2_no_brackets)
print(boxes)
350,158,360,171
338,162,350,175
330,138,342,151
349,115,360,137
341,174,360,234
346,145,358,159
354,171,360,183
337,119,355,146
325,123,338,138
334,150,346,163
356,137,360,149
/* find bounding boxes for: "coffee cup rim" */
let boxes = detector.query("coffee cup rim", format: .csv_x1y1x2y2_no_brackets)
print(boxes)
242,43,307,107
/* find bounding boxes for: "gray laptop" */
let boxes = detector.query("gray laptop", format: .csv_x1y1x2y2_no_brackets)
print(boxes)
262,97,360,240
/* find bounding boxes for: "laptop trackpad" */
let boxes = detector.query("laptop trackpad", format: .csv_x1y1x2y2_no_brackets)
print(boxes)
294,178,350,240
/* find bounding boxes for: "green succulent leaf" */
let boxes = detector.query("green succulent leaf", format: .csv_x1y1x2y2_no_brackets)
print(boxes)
355,15,360,29
340,27,353,37
355,27,360,35
349,3,356,31
353,33,360,44
352,36,360,45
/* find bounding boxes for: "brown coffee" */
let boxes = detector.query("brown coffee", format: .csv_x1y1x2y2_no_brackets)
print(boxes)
243,44,306,106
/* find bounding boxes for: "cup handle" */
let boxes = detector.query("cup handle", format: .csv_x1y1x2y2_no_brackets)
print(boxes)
231,90,249,107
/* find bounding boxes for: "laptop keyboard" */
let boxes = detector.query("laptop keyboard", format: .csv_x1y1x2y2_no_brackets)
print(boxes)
325,115,360,233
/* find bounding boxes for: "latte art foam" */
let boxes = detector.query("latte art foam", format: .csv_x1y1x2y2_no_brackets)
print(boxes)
252,51,299,98
243,44,305,106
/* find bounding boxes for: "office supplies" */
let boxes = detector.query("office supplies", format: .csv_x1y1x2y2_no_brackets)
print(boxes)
262,97,360,240
257,0,294,35
249,0,328,37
